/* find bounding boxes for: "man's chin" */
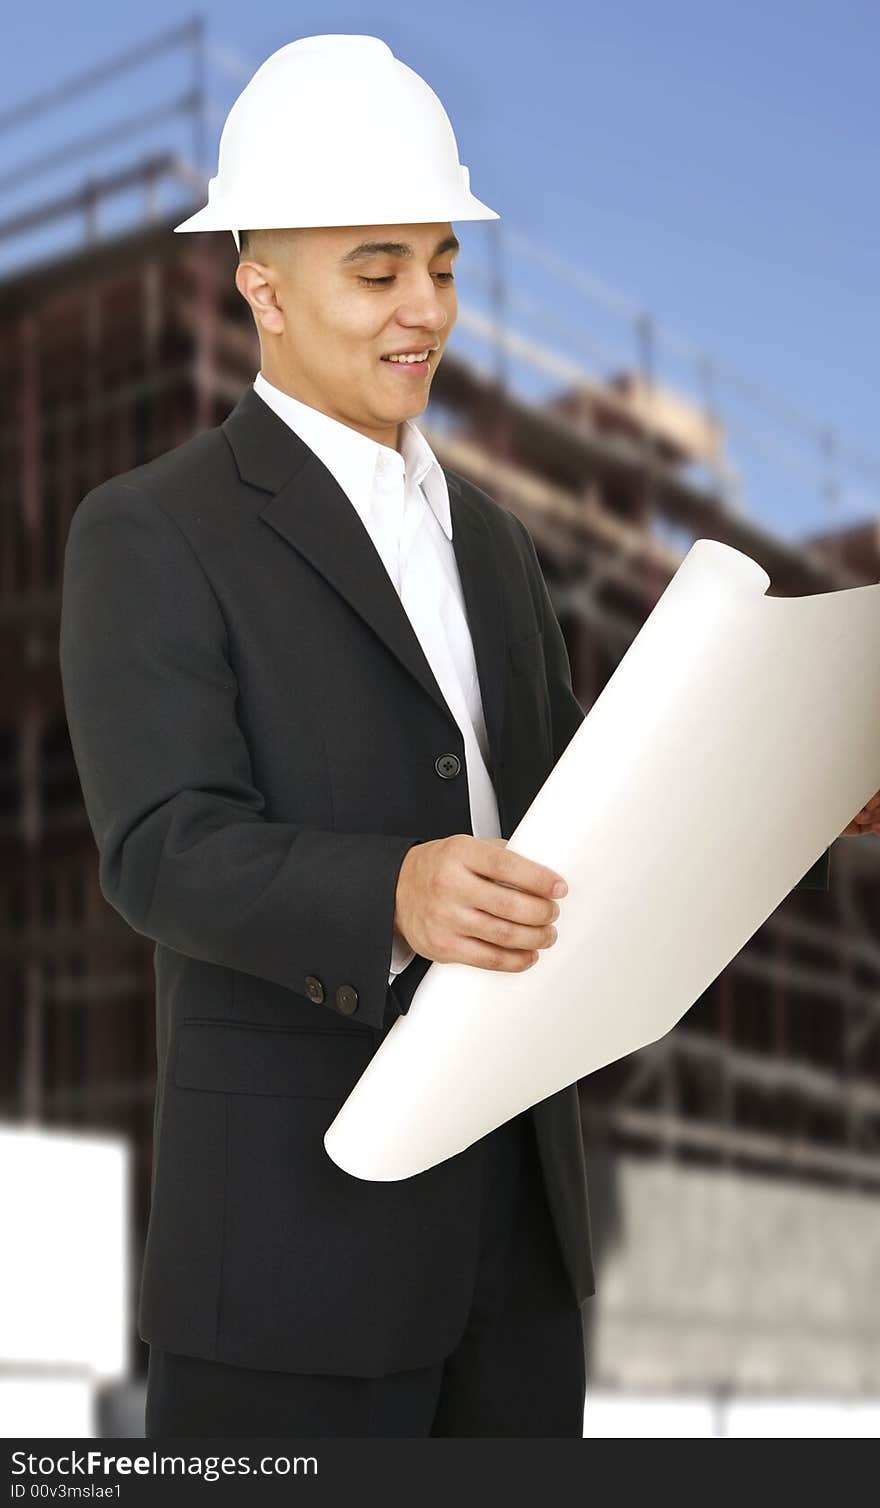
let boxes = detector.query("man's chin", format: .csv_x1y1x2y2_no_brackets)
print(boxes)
370,398,428,424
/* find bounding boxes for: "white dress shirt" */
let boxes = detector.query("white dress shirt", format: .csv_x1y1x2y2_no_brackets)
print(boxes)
252,370,502,984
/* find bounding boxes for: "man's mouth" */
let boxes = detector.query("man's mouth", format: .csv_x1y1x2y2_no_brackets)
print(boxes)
380,349,432,375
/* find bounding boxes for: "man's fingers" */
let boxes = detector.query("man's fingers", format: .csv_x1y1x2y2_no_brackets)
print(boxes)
842,814,880,835
465,872,561,927
463,904,557,954
471,839,567,899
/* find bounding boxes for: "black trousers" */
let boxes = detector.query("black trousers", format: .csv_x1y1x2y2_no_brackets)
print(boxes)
145,1111,586,1438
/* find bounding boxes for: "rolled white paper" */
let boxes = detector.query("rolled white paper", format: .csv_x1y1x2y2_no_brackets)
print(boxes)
325,539,879,1181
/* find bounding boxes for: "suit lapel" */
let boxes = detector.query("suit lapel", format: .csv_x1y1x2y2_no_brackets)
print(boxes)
222,384,507,779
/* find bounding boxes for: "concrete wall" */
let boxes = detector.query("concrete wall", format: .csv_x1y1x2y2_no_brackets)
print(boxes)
586,1152,880,1395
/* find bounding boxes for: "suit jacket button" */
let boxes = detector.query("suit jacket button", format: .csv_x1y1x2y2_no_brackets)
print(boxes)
304,974,325,1004
336,984,359,1016
435,753,461,779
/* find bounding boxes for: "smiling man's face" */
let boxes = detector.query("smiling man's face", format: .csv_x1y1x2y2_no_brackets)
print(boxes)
235,222,459,448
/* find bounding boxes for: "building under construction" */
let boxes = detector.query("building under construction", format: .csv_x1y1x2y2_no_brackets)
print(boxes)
2,24,880,1431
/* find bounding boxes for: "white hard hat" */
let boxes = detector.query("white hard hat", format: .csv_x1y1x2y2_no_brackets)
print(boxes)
174,34,500,252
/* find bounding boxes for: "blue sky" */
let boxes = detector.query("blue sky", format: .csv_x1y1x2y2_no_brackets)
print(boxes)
4,0,877,540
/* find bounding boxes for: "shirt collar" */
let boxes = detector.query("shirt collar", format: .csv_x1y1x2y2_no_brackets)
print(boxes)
252,370,452,540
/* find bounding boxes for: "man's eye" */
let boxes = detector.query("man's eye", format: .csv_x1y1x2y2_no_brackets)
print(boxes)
358,273,455,286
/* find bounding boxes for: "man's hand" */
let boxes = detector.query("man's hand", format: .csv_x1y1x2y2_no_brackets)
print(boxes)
841,788,880,836
393,835,566,972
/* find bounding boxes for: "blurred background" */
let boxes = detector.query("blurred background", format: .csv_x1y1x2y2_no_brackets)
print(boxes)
1,0,879,1439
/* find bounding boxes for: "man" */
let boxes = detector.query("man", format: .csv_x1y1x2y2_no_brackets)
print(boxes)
59,35,871,1439
59,35,592,1439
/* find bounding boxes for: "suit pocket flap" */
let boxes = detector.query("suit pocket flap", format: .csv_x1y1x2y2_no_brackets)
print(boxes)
173,1020,374,1099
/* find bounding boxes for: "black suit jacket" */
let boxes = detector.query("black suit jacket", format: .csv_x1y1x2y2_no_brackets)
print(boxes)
59,383,830,1378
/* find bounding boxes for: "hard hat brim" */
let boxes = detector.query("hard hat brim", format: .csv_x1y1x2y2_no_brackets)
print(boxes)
172,191,500,236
